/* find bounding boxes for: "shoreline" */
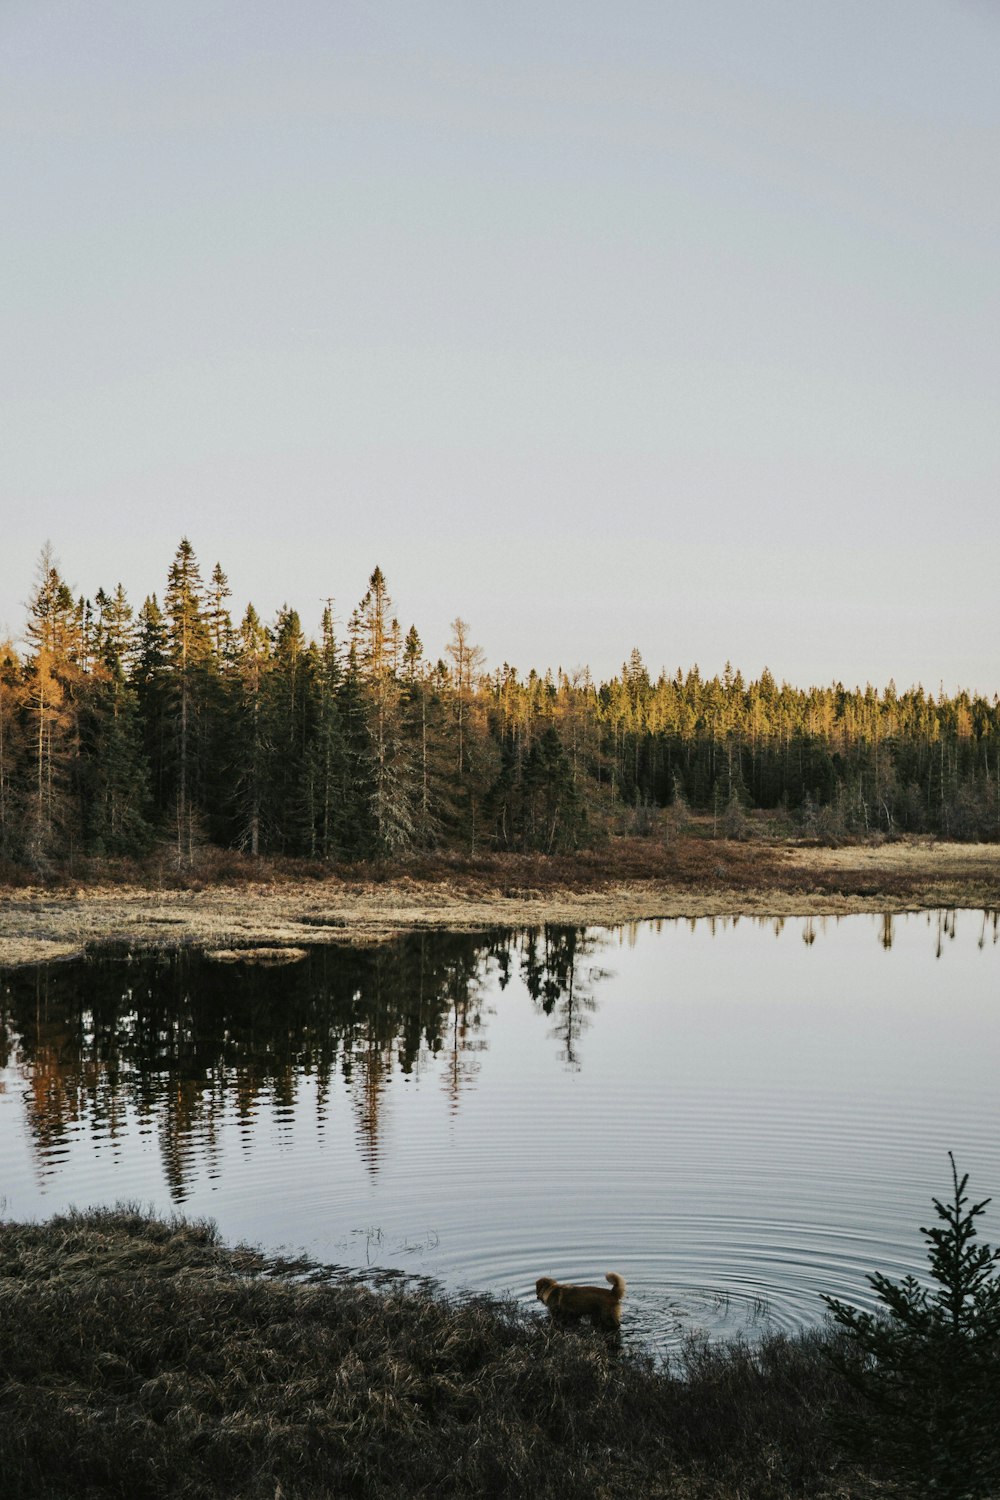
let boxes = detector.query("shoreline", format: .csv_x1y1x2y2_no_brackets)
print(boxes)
1,838,997,969
0,1206,882,1499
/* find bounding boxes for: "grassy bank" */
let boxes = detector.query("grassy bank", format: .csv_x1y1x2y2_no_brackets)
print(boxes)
1,833,998,967
0,1208,893,1499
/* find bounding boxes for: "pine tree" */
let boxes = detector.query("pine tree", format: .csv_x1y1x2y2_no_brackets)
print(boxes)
353,569,417,857
229,604,272,857
0,639,25,860
134,594,170,818
445,617,490,849
524,725,582,852
823,1154,1000,1497
206,562,235,666
446,618,486,778
4,541,1000,865
305,604,350,860
338,638,375,857
163,539,213,863
399,629,457,848
83,583,151,855
22,546,84,864
487,724,581,853
266,606,312,853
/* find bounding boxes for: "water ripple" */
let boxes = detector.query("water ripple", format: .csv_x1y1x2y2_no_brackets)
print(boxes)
0,913,997,1354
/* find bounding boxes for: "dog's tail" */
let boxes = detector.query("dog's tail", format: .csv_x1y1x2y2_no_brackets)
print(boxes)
605,1272,626,1301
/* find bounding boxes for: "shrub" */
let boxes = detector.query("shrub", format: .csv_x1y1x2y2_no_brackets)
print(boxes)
822,1154,1000,1498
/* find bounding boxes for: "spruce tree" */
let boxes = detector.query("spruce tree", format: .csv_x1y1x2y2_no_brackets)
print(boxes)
399,629,458,848
0,639,25,860
163,539,214,863
305,604,350,860
823,1155,1000,1497
338,638,375,857
266,606,312,854
83,583,151,855
445,618,491,849
487,724,580,853
353,570,417,857
523,725,581,852
22,546,84,864
134,594,170,818
206,562,235,666
229,603,272,857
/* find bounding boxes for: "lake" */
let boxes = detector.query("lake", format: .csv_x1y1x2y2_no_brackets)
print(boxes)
1,909,997,1356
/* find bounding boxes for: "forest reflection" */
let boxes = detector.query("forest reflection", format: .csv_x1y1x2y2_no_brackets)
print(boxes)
614,908,997,953
1,910,994,1201
0,927,600,1199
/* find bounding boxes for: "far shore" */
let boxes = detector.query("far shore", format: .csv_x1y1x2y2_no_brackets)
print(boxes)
1,836,997,969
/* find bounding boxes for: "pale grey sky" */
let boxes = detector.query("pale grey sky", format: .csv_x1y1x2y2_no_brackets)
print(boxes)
2,0,997,692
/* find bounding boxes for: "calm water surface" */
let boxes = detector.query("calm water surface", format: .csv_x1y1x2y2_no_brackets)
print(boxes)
1,910,997,1355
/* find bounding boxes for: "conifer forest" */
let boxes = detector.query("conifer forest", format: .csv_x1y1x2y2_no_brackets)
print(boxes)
1,540,997,871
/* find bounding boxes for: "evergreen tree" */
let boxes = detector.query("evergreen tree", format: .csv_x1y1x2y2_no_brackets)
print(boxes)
523,724,582,852
446,617,486,778
206,562,235,666
163,539,214,863
445,617,491,848
353,569,417,857
2,543,999,865
488,724,581,852
823,1155,1000,1497
229,603,272,857
0,640,25,860
134,594,170,818
83,583,151,855
338,639,376,857
22,546,84,864
266,606,312,853
305,604,351,860
399,630,456,848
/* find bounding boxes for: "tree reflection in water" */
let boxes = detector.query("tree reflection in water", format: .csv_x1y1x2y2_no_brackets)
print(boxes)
0,927,604,1197
506,927,603,1068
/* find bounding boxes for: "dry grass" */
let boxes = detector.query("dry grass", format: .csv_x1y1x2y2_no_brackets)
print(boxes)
0,1207,897,1499
0,834,997,968
204,946,310,966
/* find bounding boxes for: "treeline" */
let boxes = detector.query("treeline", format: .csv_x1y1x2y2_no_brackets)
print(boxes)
0,540,997,869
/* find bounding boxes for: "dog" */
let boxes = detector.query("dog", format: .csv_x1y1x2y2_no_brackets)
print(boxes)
535,1271,626,1329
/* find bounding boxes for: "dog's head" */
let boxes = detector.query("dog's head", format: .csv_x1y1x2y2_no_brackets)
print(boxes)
535,1276,557,1306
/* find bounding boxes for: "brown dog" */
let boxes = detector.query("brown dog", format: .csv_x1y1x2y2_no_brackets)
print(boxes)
535,1272,626,1329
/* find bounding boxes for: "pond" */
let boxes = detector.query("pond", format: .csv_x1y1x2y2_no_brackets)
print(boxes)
1,909,997,1356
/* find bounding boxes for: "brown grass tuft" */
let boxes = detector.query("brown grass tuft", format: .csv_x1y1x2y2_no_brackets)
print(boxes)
0,1207,899,1498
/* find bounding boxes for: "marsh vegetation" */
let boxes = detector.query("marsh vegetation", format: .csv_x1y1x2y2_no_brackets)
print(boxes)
1,835,998,969
5,1169,998,1499
0,1206,886,1499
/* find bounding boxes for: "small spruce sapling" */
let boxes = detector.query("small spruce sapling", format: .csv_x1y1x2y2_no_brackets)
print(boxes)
822,1153,1000,1498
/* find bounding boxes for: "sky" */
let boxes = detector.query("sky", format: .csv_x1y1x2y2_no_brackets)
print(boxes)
2,0,998,694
